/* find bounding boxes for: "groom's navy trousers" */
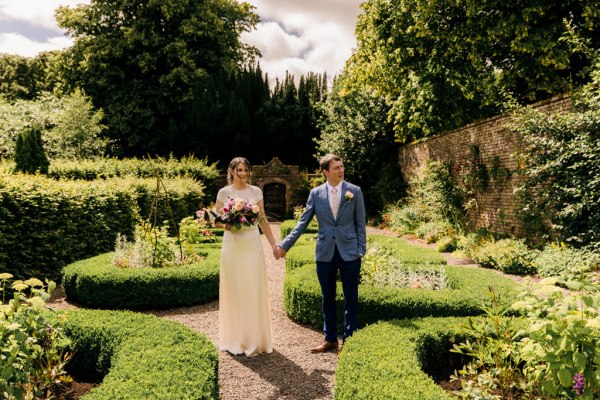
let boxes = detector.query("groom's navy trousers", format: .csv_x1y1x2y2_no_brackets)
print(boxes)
316,245,361,342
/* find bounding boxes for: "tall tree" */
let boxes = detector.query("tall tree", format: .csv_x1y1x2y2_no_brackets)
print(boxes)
55,0,259,156
0,54,38,101
316,74,399,212
346,0,600,143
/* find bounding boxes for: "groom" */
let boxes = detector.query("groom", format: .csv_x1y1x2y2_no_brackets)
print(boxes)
276,154,366,353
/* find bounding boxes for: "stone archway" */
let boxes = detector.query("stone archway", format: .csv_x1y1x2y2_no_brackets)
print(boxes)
252,157,316,220
262,182,287,219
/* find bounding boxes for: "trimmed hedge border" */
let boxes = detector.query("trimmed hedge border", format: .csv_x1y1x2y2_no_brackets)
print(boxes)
0,173,205,282
334,317,469,399
62,246,220,310
60,309,218,399
283,235,520,330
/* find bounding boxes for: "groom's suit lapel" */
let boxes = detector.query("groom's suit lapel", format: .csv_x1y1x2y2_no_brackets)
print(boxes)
336,181,348,219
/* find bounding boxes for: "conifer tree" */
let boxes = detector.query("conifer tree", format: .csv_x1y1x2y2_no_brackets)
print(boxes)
14,126,50,174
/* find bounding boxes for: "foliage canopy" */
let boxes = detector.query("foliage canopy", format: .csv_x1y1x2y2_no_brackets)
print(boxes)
55,0,260,155
346,0,600,143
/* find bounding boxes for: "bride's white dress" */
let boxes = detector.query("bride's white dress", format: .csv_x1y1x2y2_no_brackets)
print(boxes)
217,185,273,356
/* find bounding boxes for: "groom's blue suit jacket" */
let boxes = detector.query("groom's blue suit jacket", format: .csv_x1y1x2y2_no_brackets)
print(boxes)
281,181,367,262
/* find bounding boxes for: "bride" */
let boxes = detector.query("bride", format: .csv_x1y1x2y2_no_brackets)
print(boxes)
214,157,278,356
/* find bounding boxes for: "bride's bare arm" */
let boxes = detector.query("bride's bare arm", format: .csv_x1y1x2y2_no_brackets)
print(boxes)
257,199,278,251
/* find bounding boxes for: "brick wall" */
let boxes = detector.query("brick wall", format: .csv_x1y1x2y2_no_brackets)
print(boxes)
397,95,570,237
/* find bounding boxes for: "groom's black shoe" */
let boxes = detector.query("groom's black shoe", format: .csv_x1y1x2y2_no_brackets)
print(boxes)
310,340,338,353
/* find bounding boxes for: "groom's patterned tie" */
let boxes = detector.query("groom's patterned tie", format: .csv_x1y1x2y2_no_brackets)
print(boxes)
331,187,339,219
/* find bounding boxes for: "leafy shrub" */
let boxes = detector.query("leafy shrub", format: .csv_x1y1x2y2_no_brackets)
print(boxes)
514,279,600,398
452,277,600,399
0,273,72,399
112,223,200,269
451,287,528,399
436,236,457,253
179,215,219,244
382,161,466,236
383,204,424,234
14,126,49,174
509,85,600,248
453,229,496,259
533,243,599,281
471,238,536,275
415,220,455,243
0,91,106,160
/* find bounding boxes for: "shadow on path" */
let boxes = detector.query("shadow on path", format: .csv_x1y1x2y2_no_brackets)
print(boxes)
230,350,334,400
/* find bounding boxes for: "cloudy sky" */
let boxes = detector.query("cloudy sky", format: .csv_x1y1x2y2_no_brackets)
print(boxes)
0,0,363,83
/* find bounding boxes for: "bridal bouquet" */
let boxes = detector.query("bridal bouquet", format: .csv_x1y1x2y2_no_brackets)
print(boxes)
210,196,260,230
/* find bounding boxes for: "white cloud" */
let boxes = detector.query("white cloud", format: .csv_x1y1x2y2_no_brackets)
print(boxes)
0,32,72,57
0,0,85,29
243,0,362,82
0,0,362,84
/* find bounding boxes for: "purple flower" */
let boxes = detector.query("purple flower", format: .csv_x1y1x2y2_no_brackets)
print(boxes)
573,373,584,395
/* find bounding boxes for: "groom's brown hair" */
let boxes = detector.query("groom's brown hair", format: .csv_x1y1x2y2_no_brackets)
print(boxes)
319,154,342,173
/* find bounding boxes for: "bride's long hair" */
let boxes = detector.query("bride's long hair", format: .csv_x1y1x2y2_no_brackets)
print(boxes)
227,157,252,185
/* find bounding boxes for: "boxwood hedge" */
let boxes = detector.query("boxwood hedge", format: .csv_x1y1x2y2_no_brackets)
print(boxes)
60,309,218,399
62,246,220,310
0,173,205,282
334,317,470,400
283,236,520,330
46,156,220,205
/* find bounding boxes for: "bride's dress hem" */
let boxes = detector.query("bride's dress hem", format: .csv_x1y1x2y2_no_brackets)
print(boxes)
220,345,274,357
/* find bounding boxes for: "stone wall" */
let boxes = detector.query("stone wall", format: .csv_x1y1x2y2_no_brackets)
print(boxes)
397,95,570,237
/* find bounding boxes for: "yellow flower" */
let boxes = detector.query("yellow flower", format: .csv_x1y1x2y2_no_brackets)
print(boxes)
12,282,28,292
24,278,44,288
0,273,13,280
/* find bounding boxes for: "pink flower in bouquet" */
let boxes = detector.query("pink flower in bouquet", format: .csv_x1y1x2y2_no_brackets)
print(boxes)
214,196,260,229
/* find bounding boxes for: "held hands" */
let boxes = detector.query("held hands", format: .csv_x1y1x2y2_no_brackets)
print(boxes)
272,245,286,260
